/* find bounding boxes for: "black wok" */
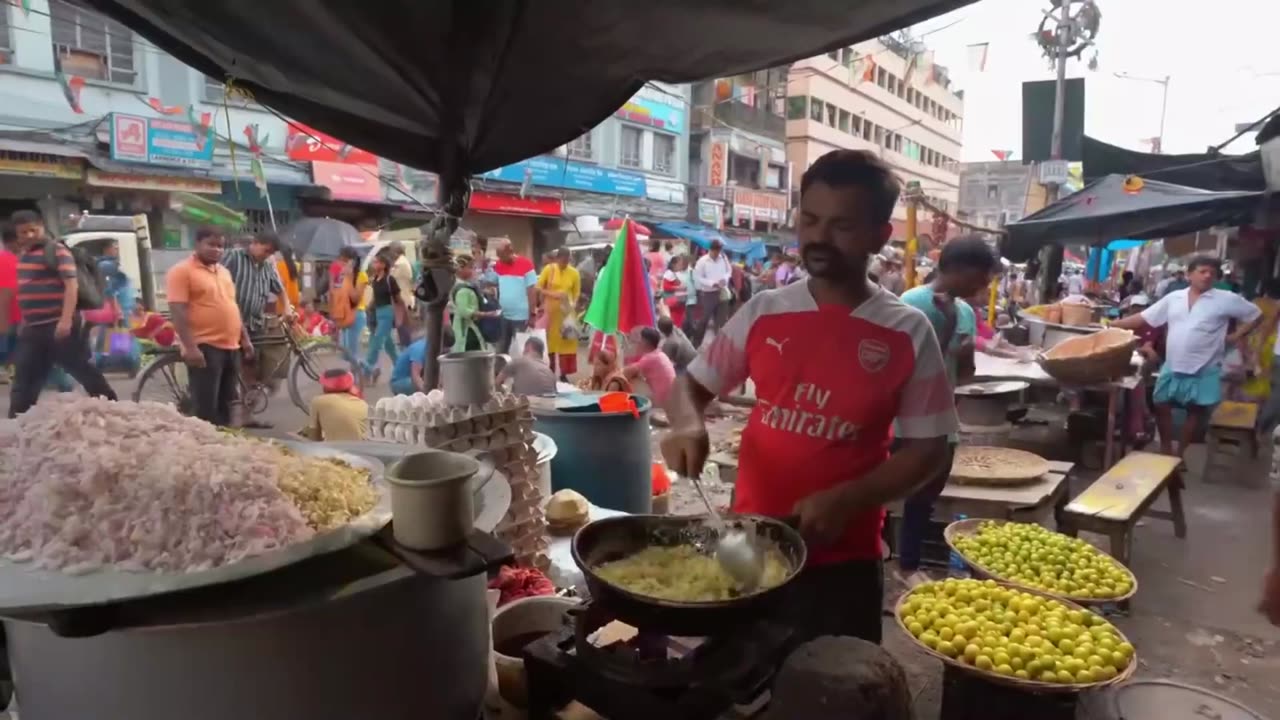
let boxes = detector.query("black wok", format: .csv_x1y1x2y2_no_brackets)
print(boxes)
571,514,806,637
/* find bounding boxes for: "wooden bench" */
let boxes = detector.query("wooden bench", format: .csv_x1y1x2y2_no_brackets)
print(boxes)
1059,451,1185,566
1203,401,1261,486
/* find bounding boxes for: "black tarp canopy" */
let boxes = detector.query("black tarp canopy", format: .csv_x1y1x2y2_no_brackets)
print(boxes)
80,0,974,177
1082,135,1264,192
1002,174,1264,262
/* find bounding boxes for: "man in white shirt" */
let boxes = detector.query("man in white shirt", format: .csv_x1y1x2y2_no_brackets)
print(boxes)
691,239,733,347
1111,256,1263,458
1066,270,1085,297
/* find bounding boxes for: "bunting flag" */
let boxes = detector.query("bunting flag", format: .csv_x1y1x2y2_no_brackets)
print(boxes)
583,218,655,337
861,55,877,83
1141,137,1162,153
249,156,268,198
10,0,30,17
903,52,919,86
991,149,1014,161
967,43,990,72
146,97,184,115
51,53,84,114
186,106,213,151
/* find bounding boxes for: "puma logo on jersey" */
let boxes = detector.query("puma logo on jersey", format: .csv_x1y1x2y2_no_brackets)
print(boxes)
765,337,789,353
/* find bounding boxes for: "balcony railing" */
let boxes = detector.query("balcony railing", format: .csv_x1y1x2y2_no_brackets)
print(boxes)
694,100,785,140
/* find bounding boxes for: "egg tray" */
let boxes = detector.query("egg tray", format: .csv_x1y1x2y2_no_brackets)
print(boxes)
943,519,1138,607
893,581,1137,694
366,412,535,449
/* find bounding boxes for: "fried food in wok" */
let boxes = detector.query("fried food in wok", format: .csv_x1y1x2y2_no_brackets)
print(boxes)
595,544,789,602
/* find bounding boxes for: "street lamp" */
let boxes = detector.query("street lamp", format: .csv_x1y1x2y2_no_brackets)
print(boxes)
1114,72,1171,153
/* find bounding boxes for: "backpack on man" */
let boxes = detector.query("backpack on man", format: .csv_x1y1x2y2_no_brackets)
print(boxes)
43,241,105,310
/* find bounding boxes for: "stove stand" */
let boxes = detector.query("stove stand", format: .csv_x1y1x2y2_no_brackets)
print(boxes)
522,604,794,720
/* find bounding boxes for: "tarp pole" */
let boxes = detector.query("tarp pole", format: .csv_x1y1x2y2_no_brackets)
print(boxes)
904,180,921,290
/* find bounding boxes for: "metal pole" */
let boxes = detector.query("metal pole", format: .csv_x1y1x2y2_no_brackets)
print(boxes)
1037,0,1071,304
1157,76,1170,153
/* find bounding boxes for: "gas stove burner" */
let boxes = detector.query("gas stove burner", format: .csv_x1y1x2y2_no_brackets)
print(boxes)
523,601,795,720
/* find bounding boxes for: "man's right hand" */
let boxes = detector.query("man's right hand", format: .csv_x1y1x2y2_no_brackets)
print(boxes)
660,423,711,479
181,346,206,368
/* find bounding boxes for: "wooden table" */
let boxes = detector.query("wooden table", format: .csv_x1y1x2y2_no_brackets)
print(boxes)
973,354,1141,470
887,460,1075,526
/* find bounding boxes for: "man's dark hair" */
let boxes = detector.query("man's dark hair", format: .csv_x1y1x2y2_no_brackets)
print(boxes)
709,239,723,251
638,326,661,348
1121,270,1134,282
656,316,674,335
1186,255,1222,276
474,235,489,253
649,238,661,253
524,335,545,358
799,150,902,225
338,246,361,262
194,226,222,244
937,235,1000,275
253,231,281,253
9,210,42,228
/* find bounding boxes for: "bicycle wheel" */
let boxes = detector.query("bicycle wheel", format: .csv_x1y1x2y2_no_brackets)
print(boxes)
132,353,194,415
287,340,363,414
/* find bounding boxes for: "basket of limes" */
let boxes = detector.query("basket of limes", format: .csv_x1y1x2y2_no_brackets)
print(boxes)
944,519,1136,606
895,578,1137,692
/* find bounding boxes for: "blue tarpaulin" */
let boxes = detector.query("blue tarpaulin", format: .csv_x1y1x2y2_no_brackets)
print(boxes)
653,222,768,264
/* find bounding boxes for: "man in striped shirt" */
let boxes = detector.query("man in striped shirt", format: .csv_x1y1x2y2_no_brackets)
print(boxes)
221,230,291,334
7,210,116,417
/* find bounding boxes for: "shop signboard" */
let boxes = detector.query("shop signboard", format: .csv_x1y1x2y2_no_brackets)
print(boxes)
109,113,214,169
731,188,787,225
469,190,562,217
0,151,83,180
86,169,221,194
286,123,379,165
697,197,725,229
708,142,727,186
311,160,383,202
387,165,440,207
615,85,686,132
480,156,646,197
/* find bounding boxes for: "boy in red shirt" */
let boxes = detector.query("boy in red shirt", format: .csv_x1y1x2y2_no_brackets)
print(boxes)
662,150,957,643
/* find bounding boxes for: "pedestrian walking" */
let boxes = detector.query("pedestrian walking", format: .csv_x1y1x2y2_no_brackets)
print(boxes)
536,247,581,381
1112,255,1264,458
165,227,251,427
330,246,368,367
493,238,537,354
7,211,117,418
363,251,402,383
387,240,416,348
690,239,732,347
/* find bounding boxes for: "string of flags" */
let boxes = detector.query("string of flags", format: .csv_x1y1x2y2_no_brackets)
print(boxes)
967,43,990,73
991,150,1014,161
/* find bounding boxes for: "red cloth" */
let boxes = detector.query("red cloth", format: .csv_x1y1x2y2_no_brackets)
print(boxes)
0,250,20,325
487,565,555,607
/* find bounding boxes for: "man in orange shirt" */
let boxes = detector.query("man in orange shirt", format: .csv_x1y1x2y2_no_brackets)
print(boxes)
166,227,254,426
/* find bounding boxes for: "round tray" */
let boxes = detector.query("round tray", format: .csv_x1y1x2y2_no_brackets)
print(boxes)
950,446,1051,486
893,581,1138,694
943,519,1138,606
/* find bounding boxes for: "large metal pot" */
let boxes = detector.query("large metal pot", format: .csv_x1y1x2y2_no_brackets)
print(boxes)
4,449,512,720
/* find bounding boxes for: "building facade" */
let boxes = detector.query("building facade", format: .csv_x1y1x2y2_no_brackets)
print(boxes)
688,67,792,235
957,161,1037,230
785,36,964,238
474,81,693,259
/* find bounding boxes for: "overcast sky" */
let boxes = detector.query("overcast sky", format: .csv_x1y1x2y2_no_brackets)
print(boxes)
915,0,1280,160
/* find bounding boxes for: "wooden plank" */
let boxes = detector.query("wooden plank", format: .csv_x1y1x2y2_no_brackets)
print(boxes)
1064,451,1181,522
939,472,1066,506
1210,401,1258,430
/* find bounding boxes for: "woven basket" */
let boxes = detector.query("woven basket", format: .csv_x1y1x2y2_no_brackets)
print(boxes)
893,581,1138,693
1037,328,1137,386
1060,302,1095,326
943,518,1138,606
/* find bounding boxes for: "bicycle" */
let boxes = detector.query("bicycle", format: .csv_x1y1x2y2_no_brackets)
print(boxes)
132,317,362,417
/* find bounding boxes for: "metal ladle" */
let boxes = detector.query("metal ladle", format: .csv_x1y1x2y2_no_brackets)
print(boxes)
681,473,766,592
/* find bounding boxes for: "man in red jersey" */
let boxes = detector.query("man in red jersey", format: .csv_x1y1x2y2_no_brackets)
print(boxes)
662,150,956,643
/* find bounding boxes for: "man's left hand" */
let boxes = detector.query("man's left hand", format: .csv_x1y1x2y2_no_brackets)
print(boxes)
242,340,255,361
54,317,72,339
793,484,855,548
